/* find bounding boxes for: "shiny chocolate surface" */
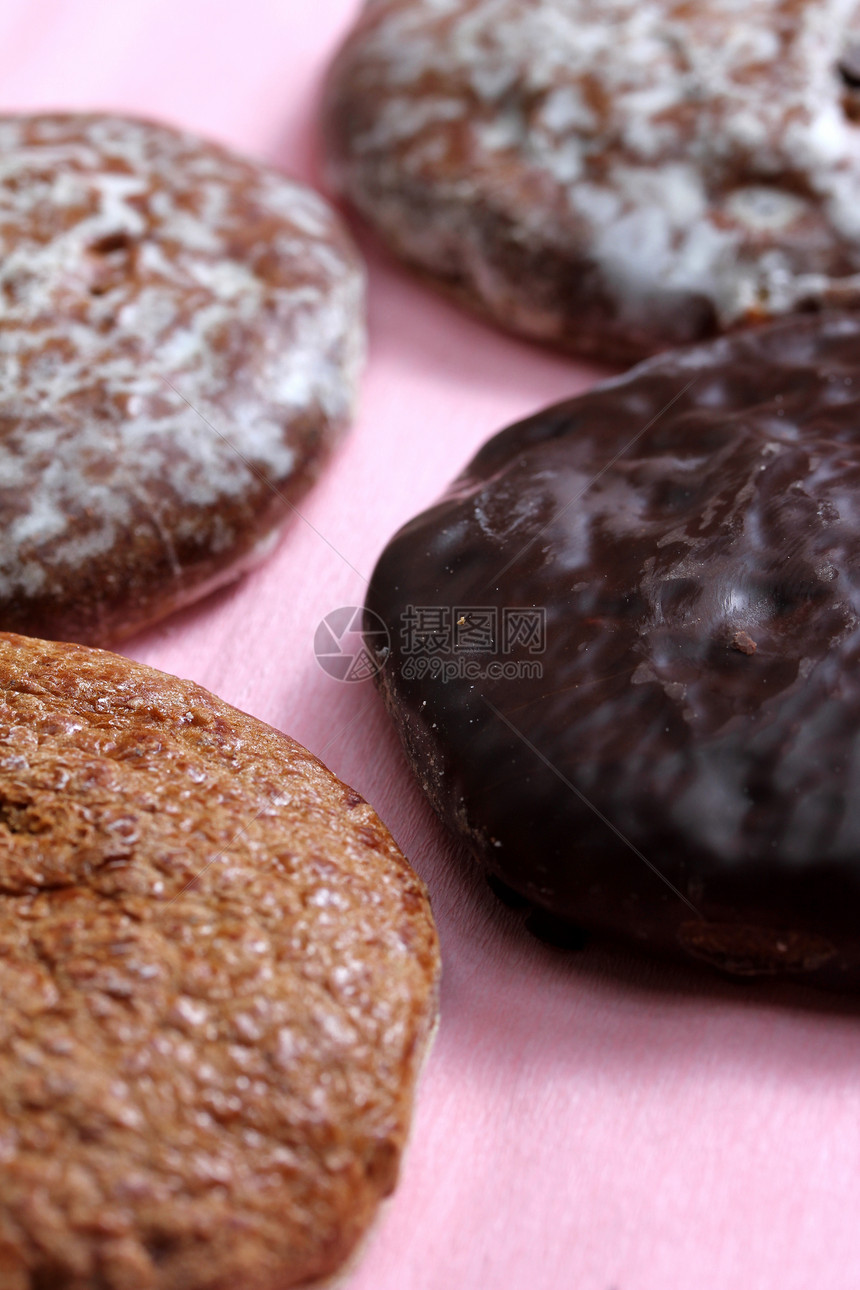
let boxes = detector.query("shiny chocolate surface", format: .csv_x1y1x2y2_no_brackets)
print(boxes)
367,313,860,987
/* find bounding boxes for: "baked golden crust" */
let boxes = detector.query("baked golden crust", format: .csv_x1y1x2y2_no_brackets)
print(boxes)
0,633,439,1290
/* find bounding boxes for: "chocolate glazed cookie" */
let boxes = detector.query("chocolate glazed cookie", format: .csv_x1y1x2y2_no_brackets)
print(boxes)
0,633,439,1290
324,0,860,362
367,313,860,990
0,114,365,645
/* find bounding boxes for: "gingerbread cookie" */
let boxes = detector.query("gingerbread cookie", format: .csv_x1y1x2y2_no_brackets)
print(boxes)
324,0,860,361
0,113,364,644
0,632,439,1289
367,312,860,989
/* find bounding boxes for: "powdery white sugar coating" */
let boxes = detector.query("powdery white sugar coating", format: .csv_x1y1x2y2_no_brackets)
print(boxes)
0,114,365,643
324,0,860,361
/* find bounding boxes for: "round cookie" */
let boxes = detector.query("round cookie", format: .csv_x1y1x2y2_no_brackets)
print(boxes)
0,113,365,645
366,311,860,990
0,632,439,1289
324,0,860,362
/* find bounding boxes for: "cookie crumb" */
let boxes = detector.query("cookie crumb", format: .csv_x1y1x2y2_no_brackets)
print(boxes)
732,630,757,655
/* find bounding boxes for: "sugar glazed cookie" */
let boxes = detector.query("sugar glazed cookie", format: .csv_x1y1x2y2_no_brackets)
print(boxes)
0,113,365,644
0,633,438,1289
324,0,860,362
366,313,860,990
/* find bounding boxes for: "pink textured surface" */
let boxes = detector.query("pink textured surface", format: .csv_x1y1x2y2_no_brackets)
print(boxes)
2,4,860,1288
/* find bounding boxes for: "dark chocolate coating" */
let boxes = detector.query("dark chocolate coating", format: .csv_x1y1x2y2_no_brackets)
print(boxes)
366,312,860,989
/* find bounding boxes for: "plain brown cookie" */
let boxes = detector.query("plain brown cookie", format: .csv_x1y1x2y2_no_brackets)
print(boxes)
0,633,439,1290
323,0,860,362
0,113,365,644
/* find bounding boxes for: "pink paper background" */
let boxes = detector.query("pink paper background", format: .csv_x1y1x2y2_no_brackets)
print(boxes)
2,3,860,1286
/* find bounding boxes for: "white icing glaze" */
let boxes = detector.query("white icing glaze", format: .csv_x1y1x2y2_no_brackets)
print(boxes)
0,114,365,619
326,0,860,355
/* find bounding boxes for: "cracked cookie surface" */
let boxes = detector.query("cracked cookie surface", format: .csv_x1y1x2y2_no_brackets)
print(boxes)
0,633,439,1289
